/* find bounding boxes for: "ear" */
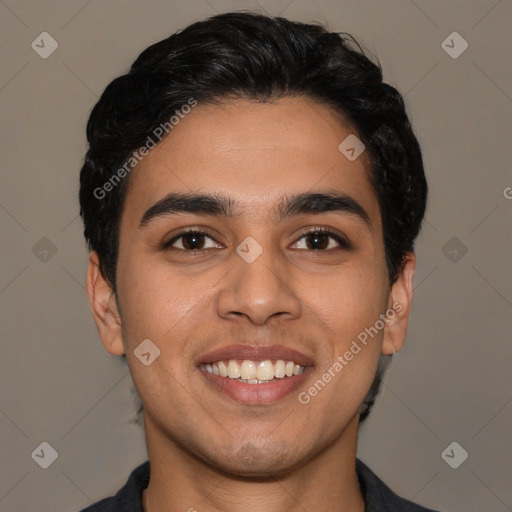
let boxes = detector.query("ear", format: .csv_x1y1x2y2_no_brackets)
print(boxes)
86,251,125,356
382,252,416,356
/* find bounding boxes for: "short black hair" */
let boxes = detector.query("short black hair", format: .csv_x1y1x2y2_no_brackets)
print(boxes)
79,11,427,422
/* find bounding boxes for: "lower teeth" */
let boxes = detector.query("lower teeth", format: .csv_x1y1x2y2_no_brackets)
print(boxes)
236,378,280,384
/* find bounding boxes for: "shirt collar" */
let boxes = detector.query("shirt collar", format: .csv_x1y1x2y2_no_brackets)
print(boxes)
107,458,433,512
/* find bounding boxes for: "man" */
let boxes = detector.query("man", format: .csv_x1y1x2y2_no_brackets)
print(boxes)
79,11,437,512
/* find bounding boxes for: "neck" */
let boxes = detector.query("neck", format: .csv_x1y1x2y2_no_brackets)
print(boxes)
142,414,365,512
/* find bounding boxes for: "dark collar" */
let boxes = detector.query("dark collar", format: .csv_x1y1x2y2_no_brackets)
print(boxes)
355,459,438,511
81,458,439,511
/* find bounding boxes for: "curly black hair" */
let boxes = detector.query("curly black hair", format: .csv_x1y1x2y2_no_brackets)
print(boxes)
79,11,427,422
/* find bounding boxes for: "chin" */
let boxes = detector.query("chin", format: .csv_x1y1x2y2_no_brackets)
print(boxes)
198,439,312,479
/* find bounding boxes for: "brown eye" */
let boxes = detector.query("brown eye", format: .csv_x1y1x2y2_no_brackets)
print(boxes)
291,229,351,251
164,230,221,251
180,232,206,250
304,232,330,250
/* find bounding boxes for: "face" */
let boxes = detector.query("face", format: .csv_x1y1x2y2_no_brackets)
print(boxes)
88,97,414,477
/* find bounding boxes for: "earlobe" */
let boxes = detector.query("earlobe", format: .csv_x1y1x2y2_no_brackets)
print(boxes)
382,252,416,356
86,252,125,356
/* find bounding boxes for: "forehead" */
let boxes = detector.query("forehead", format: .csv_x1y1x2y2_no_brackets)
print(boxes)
122,97,380,225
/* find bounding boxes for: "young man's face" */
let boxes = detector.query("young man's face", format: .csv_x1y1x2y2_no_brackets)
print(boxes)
88,97,414,477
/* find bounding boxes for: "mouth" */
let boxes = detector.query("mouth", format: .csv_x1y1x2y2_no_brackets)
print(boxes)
196,345,314,404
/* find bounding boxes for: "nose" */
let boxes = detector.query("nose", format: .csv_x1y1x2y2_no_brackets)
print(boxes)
216,244,302,326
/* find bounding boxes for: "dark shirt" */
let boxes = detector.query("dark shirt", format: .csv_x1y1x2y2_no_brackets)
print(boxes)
80,459,439,511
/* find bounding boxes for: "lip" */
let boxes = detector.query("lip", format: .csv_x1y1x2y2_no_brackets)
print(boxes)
199,365,313,404
196,344,315,367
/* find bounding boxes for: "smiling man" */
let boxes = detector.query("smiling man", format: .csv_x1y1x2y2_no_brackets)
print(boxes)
79,11,437,512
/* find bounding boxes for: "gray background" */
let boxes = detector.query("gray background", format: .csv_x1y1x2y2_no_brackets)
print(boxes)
0,0,511,511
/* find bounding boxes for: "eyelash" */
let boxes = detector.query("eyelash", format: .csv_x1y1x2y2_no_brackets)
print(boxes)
162,227,351,253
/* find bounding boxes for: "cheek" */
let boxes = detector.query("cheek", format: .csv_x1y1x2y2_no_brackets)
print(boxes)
306,264,388,342
116,259,221,398
117,264,203,404
302,272,386,413
117,256,201,339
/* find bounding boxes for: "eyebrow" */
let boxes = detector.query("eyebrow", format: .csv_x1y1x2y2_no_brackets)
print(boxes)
139,191,372,230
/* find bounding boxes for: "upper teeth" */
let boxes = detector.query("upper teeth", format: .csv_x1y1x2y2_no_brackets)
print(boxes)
202,359,305,380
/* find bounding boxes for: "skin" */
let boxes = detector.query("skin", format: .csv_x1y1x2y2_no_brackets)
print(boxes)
86,97,415,512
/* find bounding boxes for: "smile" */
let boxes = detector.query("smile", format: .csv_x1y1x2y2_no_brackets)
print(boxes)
199,359,305,383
